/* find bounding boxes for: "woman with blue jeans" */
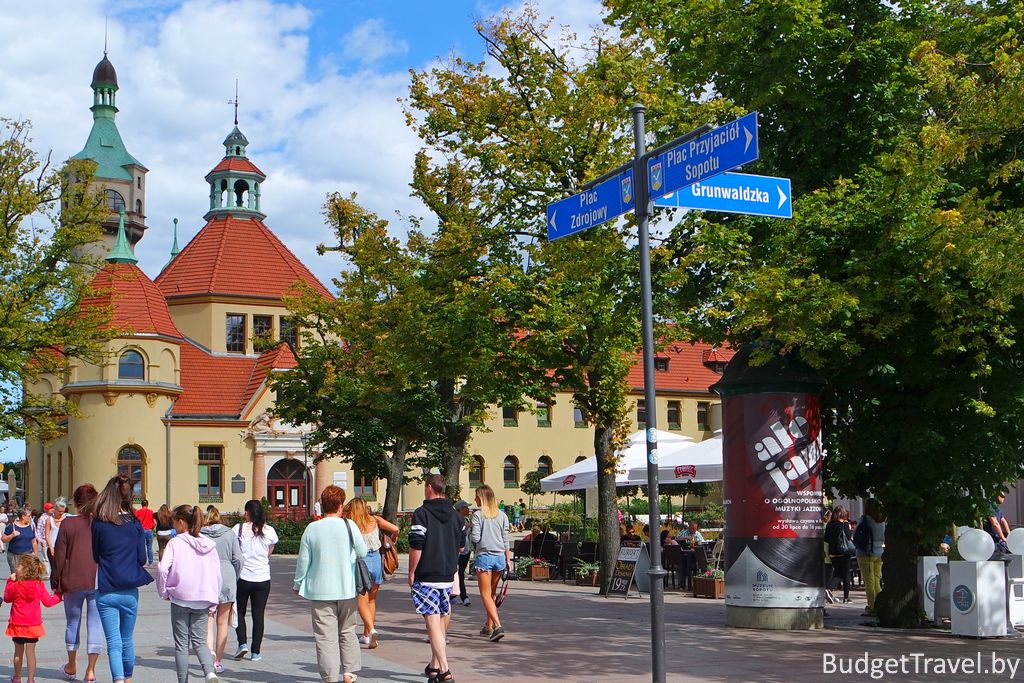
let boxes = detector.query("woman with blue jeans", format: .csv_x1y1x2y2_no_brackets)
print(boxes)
51,483,103,682
343,497,399,649
91,474,153,683
471,485,511,642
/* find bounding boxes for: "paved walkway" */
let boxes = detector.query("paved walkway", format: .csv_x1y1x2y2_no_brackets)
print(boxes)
10,556,1024,681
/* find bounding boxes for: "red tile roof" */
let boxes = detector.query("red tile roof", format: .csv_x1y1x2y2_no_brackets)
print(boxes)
629,342,735,393
207,156,266,178
155,215,333,301
83,262,183,338
172,341,296,417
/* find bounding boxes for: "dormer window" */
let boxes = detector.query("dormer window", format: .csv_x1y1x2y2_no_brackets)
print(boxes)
654,357,669,372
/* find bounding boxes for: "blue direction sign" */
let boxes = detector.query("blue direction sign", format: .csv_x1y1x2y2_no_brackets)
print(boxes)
648,112,758,198
547,168,635,241
654,172,792,219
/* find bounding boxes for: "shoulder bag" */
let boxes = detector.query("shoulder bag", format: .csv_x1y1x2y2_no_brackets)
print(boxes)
344,519,373,595
379,526,399,580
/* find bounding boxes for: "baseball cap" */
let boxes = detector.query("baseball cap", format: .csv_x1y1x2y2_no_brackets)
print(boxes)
453,500,470,511
43,502,54,511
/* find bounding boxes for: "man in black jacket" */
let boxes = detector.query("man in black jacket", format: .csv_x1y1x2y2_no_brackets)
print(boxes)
408,474,462,682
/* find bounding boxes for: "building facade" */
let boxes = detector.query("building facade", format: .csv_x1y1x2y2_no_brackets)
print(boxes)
24,55,729,515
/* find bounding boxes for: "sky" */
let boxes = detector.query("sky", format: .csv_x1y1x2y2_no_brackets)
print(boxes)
0,0,607,461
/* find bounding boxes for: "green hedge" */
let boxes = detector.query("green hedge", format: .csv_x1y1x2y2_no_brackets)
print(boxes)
274,539,301,555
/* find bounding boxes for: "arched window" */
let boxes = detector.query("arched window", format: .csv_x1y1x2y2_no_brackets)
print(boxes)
118,350,145,379
233,179,249,207
104,189,125,213
503,455,520,487
135,198,142,214
537,455,553,478
117,445,145,499
575,456,587,464
469,455,485,487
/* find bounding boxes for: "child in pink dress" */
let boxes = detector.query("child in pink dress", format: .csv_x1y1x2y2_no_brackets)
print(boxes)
5,554,62,683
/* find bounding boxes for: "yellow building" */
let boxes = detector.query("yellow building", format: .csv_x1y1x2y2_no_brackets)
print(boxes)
25,55,728,516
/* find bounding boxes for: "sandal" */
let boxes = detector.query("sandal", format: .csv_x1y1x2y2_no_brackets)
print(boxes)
61,665,77,681
430,671,454,683
424,666,440,678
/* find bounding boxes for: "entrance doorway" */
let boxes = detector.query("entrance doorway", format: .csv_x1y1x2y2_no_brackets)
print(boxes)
267,458,308,520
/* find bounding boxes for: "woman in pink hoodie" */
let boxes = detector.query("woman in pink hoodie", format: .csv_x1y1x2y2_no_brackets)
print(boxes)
157,505,222,683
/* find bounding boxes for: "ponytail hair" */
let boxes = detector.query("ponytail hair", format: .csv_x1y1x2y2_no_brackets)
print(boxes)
94,473,135,524
244,499,266,538
172,504,204,537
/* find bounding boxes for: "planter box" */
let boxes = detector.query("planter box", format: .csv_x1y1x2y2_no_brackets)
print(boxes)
576,572,601,587
525,565,551,581
692,576,724,599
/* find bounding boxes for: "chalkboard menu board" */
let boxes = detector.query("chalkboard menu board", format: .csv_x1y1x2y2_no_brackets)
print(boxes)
607,542,648,598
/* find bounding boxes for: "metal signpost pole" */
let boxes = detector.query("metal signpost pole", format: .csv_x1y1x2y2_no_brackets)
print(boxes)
631,103,667,683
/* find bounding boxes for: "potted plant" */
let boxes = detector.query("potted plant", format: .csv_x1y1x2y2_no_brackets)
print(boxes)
574,559,602,587
692,568,725,599
514,556,553,581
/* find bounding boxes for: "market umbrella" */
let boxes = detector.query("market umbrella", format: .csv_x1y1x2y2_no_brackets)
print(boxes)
626,430,723,484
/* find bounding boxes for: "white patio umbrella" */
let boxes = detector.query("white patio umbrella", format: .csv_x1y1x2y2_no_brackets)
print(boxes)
540,429,694,492
627,430,723,484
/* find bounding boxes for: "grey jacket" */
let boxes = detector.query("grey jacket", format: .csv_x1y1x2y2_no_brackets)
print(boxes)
471,510,510,556
201,523,243,603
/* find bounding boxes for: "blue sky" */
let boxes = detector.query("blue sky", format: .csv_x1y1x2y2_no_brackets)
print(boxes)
0,0,605,462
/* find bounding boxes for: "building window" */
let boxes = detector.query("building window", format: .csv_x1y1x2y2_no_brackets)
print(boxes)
137,176,142,189
226,314,246,353
353,471,376,499
502,406,518,427
117,445,144,500
503,455,520,488
637,400,647,428
253,315,273,349
667,401,682,430
469,456,485,487
655,357,669,372
198,446,223,498
697,401,710,430
279,316,298,350
104,189,125,213
537,455,553,478
536,403,551,428
573,406,587,428
118,350,145,380
135,198,142,214
575,455,587,464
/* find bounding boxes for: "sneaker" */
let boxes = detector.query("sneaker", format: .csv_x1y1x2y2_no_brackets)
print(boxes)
213,661,224,674
249,652,262,662
206,674,220,683
232,644,249,660
461,597,471,606
369,630,378,649
488,626,506,642
358,634,370,646
478,626,492,637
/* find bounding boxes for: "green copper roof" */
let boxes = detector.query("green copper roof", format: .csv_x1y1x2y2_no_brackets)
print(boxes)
107,209,137,264
72,117,144,181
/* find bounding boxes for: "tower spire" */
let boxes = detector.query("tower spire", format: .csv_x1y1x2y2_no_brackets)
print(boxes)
234,79,239,126
104,17,108,56
107,208,137,264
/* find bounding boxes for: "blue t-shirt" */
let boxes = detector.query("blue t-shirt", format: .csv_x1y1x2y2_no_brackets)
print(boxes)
4,523,35,555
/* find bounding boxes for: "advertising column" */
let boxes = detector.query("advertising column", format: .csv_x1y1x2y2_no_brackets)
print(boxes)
712,345,826,630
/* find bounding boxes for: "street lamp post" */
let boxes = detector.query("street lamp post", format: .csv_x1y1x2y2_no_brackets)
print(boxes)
300,430,312,518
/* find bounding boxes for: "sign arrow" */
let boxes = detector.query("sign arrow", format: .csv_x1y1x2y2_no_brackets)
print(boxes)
654,171,792,219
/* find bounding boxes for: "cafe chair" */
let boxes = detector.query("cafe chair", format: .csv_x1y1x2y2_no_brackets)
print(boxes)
710,539,724,571
661,545,683,589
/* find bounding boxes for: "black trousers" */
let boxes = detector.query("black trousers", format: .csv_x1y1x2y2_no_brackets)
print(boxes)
457,553,471,600
830,555,852,601
236,578,271,653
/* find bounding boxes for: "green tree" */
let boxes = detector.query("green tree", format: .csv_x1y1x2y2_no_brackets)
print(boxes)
609,0,1024,627
520,470,543,511
1,119,110,442
405,8,684,589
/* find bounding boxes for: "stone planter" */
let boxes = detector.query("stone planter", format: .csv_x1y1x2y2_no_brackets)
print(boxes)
693,576,725,599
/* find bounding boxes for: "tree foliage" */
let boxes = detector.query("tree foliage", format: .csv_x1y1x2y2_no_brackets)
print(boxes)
1,119,110,442
608,0,1024,626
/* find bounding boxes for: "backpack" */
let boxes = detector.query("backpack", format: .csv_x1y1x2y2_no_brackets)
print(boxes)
852,515,873,553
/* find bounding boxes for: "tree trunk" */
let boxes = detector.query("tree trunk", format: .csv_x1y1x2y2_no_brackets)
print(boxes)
876,513,926,628
381,439,408,523
437,379,472,499
594,423,620,595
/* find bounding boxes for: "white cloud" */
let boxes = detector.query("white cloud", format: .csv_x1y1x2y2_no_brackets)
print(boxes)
341,18,410,66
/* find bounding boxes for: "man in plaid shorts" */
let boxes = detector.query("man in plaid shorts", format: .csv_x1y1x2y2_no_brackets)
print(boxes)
408,474,463,683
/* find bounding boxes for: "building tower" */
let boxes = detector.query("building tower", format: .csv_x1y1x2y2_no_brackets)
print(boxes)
71,52,148,254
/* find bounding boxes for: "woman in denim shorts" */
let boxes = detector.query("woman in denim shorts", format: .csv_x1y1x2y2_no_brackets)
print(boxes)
471,485,511,642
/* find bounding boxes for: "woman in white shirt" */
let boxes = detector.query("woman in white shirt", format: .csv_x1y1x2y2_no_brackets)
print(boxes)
231,500,278,662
